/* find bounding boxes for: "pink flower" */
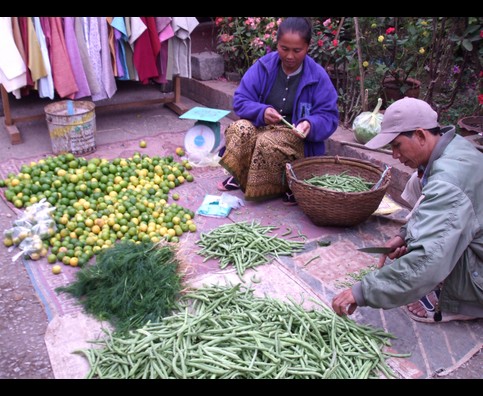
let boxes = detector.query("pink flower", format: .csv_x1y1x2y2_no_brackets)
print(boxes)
317,31,322,36
220,34,233,43
386,27,396,35
480,30,483,38
323,18,331,27
332,39,338,47
317,39,323,47
215,17,223,26
479,94,483,105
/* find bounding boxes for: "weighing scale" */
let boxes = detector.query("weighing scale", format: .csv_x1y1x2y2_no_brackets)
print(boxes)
179,107,231,155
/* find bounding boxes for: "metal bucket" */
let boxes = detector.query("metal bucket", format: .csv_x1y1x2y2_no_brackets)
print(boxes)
44,100,96,156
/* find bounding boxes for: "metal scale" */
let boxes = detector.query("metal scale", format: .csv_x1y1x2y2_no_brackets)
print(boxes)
179,106,230,155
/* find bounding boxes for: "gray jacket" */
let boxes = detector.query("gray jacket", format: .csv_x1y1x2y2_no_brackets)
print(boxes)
353,128,483,317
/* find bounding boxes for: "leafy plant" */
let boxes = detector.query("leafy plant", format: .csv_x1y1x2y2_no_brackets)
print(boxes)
215,17,280,75
56,241,183,334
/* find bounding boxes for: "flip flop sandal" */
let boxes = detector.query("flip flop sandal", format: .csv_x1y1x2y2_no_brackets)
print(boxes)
217,176,240,191
403,306,478,323
282,192,297,206
403,289,478,323
403,289,440,321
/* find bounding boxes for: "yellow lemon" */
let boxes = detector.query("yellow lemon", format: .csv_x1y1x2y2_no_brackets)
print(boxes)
52,265,62,274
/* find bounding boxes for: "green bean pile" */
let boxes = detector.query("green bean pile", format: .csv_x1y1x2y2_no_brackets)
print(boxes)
304,171,373,193
77,285,408,379
196,221,305,278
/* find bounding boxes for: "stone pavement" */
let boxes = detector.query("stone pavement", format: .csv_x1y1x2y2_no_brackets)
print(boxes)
0,77,481,379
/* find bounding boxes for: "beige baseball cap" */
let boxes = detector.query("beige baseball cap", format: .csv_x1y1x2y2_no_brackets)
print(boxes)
365,97,439,149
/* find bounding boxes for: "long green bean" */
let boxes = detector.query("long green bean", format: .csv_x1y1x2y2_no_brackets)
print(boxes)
77,284,409,379
304,171,373,193
195,221,305,279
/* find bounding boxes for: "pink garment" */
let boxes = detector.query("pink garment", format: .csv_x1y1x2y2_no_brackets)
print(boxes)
132,17,159,84
154,17,174,84
64,17,91,99
48,17,78,98
18,17,33,95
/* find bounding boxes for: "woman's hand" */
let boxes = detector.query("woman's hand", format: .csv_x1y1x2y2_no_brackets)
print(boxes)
295,120,310,138
332,289,358,316
378,235,407,268
264,107,282,125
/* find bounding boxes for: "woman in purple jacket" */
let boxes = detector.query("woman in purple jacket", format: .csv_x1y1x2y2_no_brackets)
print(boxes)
217,17,339,205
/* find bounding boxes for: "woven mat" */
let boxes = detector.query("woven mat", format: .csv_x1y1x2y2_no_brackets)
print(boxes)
1,133,482,379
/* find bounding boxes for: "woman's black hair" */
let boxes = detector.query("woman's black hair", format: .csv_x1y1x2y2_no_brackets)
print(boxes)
276,17,312,45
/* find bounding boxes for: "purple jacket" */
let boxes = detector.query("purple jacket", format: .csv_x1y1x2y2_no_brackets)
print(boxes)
233,51,339,157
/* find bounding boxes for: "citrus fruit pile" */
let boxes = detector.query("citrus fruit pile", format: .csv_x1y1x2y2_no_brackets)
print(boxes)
1,152,196,267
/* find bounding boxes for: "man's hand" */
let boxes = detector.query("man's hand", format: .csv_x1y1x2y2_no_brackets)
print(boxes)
332,289,358,316
378,235,407,268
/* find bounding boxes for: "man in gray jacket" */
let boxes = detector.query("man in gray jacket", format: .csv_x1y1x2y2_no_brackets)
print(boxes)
332,97,483,323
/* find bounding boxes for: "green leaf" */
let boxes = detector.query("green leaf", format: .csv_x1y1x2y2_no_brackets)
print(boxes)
462,39,474,52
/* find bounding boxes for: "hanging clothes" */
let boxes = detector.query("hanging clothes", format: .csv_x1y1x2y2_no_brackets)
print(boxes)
64,17,91,99
74,17,100,96
132,17,160,84
129,16,147,46
27,17,47,88
33,17,54,99
167,17,199,79
0,17,27,97
110,17,130,80
154,17,174,84
105,17,118,77
18,17,34,92
95,16,117,100
48,17,78,98
87,17,107,101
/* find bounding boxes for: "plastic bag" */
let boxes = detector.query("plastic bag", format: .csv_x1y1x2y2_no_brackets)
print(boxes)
12,234,47,262
220,192,245,210
3,198,56,251
353,98,383,144
31,218,57,240
4,225,32,246
196,194,232,218
186,151,221,168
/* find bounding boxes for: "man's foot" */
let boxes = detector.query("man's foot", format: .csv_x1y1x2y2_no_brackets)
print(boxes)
282,191,297,206
404,289,478,323
217,176,240,191
406,289,440,319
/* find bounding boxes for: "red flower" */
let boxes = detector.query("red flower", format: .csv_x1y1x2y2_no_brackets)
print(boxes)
356,76,361,81
317,31,322,36
478,94,483,105
480,71,483,78
332,39,338,47
386,27,396,35
480,30,483,38
346,45,352,51
317,39,323,47
331,30,337,36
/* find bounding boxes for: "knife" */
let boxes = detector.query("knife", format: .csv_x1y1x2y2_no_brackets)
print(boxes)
357,246,394,254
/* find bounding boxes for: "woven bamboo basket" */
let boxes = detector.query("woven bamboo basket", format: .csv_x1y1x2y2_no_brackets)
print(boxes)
286,156,391,227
